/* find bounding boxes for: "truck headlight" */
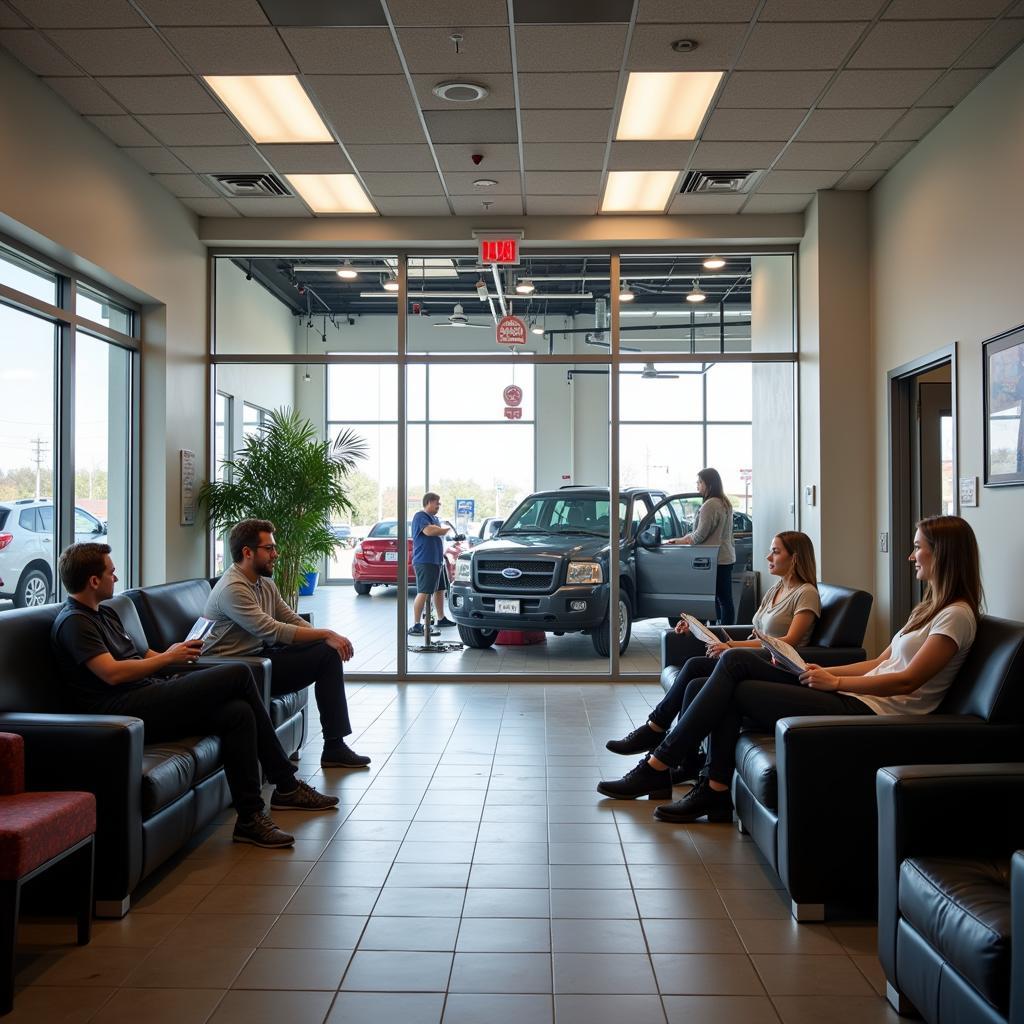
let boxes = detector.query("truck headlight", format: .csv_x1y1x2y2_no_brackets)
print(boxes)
566,561,603,584
455,558,472,582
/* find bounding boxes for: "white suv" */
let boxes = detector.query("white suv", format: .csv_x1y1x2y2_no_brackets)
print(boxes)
0,499,107,607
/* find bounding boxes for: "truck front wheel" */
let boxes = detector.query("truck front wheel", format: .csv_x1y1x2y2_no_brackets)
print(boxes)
458,624,498,649
592,591,632,657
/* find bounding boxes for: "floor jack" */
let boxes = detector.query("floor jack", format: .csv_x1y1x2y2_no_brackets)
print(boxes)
407,550,464,654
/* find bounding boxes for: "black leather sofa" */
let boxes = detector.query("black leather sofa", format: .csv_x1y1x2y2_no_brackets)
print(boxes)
877,763,1024,1022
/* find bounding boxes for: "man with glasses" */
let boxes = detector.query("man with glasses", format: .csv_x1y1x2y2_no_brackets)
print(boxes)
408,492,461,636
203,518,370,768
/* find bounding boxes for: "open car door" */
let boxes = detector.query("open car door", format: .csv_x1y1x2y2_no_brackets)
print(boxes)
634,493,719,621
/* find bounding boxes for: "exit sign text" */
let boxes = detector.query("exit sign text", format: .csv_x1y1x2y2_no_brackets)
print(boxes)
479,237,520,265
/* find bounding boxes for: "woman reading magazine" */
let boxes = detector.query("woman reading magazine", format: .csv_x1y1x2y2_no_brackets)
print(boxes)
597,516,981,822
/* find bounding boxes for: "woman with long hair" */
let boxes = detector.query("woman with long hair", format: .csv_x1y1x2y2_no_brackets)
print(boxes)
666,468,736,625
598,516,982,822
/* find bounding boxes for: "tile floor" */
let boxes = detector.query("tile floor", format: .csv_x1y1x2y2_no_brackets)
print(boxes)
13,683,900,1023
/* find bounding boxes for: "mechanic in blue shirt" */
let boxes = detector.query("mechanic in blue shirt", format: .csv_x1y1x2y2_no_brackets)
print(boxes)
409,492,459,635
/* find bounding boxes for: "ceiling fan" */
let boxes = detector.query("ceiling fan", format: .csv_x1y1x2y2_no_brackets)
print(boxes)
639,362,679,379
433,303,492,329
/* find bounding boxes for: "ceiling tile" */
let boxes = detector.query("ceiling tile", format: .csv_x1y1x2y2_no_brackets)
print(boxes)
413,73,515,110
669,193,747,213
887,106,951,139
228,197,313,216
396,26,512,73
0,6,25,25
609,141,695,169
258,0,385,26
0,29,81,74
362,171,446,196
916,67,988,105
518,72,619,108
346,144,440,172
775,141,873,169
46,28,185,74
637,1,758,22
759,0,884,17
85,114,159,146
179,197,240,216
96,75,220,114
278,27,401,74
836,169,885,189
717,70,830,108
796,107,904,141
702,108,807,141
159,27,296,74
514,0,634,22
450,195,522,215
434,143,521,172
170,145,268,172
444,171,521,194
42,76,123,114
627,23,748,71
150,172,219,197
848,20,989,68
524,143,607,170
309,76,426,143
387,0,509,26
526,171,603,194
258,144,353,173
526,195,599,214
137,0,269,25
521,108,612,141
958,18,1024,68
689,140,785,168
738,22,868,70
120,146,190,172
883,0,1006,17
138,113,247,146
374,196,452,215
422,109,519,143
856,139,915,169
9,0,143,27
758,170,843,191
742,193,813,213
820,69,942,108
516,25,627,72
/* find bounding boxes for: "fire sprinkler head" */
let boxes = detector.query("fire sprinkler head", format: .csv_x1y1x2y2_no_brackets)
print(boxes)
471,153,484,165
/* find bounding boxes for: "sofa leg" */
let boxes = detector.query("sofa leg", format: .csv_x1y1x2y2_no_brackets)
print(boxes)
0,880,19,1016
290,750,301,762
94,896,130,919
75,840,94,945
736,818,748,835
886,982,919,1017
790,900,825,922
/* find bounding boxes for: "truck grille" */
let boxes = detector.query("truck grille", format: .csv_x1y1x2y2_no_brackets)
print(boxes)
475,558,558,592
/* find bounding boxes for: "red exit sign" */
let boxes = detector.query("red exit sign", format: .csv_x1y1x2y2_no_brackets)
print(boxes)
478,236,520,265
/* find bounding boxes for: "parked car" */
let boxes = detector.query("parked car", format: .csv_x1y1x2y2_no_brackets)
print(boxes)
467,517,504,548
351,519,464,595
0,499,107,607
329,523,355,548
449,486,721,656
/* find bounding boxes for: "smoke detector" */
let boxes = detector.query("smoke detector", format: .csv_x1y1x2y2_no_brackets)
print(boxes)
432,81,489,102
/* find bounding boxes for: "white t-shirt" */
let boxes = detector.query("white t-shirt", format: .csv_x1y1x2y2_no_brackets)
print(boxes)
848,602,977,716
751,581,820,646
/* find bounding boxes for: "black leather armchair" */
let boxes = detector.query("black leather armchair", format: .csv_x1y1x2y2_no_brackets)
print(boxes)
877,763,1024,1022
732,615,1024,921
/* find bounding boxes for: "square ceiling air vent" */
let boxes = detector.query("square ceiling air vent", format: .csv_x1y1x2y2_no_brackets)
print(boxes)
679,170,762,195
205,173,292,198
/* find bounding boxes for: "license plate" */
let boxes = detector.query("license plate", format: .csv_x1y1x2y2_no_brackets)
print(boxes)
384,551,398,562
495,599,520,614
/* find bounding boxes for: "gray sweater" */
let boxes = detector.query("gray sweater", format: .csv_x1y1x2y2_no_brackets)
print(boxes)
686,497,736,566
202,563,306,656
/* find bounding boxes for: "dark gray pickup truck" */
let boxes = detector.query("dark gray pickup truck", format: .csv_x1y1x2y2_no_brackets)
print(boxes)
449,486,726,656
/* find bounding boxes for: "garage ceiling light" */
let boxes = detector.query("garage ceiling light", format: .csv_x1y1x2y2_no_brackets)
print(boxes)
600,170,678,213
286,174,376,214
204,75,333,144
615,71,723,141
686,279,706,303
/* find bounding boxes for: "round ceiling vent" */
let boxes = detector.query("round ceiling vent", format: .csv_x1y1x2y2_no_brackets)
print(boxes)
432,80,489,102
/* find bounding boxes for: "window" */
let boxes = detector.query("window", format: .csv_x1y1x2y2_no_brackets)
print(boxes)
0,246,56,304
76,286,132,335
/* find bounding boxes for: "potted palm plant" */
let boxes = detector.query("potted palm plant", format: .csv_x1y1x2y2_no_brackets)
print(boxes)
200,407,367,608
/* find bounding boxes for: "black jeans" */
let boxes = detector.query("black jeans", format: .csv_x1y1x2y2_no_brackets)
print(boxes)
715,563,736,625
265,641,351,745
75,662,297,818
652,648,874,785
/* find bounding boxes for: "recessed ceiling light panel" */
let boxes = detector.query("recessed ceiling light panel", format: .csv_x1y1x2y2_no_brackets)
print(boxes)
286,174,376,214
616,71,723,141
204,75,333,143
601,170,678,213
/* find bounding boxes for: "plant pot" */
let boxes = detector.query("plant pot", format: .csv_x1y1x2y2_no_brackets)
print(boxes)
298,571,319,597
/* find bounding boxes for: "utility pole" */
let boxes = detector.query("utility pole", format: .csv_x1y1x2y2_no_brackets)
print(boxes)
30,437,48,500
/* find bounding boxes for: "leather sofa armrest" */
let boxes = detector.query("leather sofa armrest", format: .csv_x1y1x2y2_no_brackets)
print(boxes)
797,646,866,667
1013,851,1024,1024
0,711,145,902
661,626,750,669
876,763,1024,981
774,715,1024,908
193,655,272,706
300,612,314,625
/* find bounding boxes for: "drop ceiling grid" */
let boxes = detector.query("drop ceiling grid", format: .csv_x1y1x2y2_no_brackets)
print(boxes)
0,0,1020,216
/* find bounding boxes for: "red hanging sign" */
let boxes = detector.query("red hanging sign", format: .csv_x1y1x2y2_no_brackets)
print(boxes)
496,315,527,346
503,384,523,407
504,407,523,420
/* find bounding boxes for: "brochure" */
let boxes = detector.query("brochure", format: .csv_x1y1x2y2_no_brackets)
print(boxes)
753,629,807,674
185,617,216,643
680,613,726,646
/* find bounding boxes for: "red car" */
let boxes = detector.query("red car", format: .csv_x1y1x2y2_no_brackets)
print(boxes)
351,519,463,595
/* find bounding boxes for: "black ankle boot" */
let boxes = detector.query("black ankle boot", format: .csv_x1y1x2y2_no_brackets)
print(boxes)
596,759,673,800
654,777,733,823
669,750,704,786
605,722,664,755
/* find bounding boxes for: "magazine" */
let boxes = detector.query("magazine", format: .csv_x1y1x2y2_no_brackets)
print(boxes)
680,613,727,646
753,629,807,674
185,617,216,643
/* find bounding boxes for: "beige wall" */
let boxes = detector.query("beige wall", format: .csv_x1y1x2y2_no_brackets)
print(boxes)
870,42,1024,630
0,52,208,585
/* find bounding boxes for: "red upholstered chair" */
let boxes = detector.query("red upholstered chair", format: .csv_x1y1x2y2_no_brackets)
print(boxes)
0,731,95,1015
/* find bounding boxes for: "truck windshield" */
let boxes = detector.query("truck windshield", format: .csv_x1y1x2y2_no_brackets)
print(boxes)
501,497,628,536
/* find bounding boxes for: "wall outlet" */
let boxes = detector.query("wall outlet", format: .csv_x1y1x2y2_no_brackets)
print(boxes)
879,532,888,553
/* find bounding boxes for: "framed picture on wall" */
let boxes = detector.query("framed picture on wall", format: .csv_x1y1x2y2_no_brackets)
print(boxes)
983,324,1024,487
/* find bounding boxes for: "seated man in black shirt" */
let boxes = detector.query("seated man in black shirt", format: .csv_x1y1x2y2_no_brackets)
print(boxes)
50,542,338,849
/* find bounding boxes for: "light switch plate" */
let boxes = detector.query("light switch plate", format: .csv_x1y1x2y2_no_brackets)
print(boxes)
804,484,816,506
879,532,888,553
